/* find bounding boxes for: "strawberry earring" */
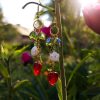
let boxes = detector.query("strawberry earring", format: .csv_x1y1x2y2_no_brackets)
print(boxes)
30,20,43,76
29,2,45,76
46,24,61,86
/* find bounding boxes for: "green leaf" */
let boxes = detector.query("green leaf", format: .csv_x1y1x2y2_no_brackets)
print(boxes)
92,94,100,100
0,64,9,79
0,44,9,61
56,78,63,100
16,90,40,100
13,80,30,91
14,45,29,56
67,53,93,88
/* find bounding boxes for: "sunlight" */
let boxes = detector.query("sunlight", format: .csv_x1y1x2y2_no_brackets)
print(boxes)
78,0,98,16
0,0,51,30
79,0,98,9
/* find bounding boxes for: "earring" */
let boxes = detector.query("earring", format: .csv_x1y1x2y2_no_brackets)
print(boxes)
29,2,45,76
45,23,61,86
30,20,44,76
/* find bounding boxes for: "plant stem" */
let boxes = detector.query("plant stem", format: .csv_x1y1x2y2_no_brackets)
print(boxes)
55,0,67,100
6,58,12,100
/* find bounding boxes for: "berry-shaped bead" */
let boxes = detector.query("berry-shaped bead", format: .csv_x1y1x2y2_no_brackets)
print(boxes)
33,62,42,76
47,71,58,86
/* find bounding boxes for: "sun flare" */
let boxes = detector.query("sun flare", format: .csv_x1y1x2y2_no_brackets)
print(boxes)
79,0,98,16
79,0,98,9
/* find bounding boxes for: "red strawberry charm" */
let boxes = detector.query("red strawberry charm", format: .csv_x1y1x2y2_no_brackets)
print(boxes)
47,72,58,86
33,62,42,76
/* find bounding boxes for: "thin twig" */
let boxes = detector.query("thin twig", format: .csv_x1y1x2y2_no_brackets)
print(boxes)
55,0,67,100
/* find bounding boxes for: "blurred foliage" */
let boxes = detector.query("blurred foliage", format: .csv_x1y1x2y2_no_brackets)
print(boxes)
0,0,100,100
0,9,20,43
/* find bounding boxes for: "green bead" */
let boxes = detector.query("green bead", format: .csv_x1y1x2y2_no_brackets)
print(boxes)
51,26,58,34
29,31,38,40
38,32,45,40
46,42,52,46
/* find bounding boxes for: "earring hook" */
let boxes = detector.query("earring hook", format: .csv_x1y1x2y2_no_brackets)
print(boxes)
22,1,54,12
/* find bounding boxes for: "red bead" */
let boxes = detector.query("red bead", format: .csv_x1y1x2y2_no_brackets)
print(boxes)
83,3,100,35
47,72,58,86
33,62,42,76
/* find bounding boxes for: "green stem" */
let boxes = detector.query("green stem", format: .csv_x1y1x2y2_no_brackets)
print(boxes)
55,0,67,100
6,58,12,100
64,27,75,54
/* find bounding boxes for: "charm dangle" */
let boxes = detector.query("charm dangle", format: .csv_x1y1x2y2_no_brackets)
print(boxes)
47,71,58,86
31,46,39,57
49,51,59,62
33,61,42,76
50,23,59,36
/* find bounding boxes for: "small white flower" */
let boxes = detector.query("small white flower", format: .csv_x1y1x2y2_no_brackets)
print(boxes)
49,51,59,62
31,46,39,57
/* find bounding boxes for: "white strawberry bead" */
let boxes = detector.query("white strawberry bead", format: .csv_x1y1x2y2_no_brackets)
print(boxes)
31,46,39,57
49,51,59,62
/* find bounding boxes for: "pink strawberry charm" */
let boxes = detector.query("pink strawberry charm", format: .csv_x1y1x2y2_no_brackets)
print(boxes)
47,71,58,86
33,62,42,76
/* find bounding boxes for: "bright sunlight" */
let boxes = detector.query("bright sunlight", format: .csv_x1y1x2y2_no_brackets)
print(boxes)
78,0,98,16
79,0,98,9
